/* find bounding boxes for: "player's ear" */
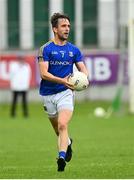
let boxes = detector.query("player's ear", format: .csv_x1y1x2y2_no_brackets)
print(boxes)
53,27,57,33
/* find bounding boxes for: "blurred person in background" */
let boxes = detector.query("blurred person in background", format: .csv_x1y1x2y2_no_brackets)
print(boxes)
37,13,88,171
9,55,31,118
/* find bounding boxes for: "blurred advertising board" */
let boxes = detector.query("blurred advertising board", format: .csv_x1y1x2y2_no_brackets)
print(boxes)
84,53,119,84
0,53,121,89
0,55,36,89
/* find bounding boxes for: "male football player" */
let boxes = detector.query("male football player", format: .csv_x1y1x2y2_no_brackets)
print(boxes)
37,12,88,171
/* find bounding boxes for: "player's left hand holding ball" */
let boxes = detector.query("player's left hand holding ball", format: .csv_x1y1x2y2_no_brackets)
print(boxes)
68,71,89,91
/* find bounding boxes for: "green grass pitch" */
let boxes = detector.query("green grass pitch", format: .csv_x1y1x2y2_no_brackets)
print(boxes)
0,100,134,178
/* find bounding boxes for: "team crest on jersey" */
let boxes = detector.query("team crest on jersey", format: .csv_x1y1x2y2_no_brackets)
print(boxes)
69,51,74,57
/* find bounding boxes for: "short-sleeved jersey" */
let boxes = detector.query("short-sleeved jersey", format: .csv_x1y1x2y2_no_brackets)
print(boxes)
37,41,83,95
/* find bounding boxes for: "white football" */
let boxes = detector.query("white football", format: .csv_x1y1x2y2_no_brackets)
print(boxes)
68,71,89,91
94,107,106,117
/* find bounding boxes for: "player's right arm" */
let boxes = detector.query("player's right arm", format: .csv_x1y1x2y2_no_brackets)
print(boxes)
38,60,62,83
38,59,74,89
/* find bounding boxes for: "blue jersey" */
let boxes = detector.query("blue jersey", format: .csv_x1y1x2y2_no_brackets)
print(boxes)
38,41,83,95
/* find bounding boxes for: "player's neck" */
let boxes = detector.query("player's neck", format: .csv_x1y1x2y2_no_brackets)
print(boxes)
52,38,67,46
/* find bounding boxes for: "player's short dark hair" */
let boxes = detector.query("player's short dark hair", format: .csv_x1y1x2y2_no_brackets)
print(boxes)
51,12,70,28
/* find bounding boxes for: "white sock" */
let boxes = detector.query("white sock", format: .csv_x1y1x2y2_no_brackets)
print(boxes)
68,137,71,145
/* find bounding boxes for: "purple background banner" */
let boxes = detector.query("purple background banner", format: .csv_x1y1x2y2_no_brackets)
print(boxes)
84,53,119,84
0,53,124,88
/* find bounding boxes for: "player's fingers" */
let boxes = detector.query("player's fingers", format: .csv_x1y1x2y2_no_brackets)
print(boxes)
68,84,75,90
65,73,72,81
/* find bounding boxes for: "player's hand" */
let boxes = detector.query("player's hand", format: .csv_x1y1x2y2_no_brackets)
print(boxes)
63,76,75,90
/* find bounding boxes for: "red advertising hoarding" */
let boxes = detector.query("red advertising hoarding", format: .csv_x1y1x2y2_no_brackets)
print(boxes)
0,55,37,89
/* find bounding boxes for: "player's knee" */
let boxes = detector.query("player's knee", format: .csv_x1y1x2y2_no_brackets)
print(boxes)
58,121,67,131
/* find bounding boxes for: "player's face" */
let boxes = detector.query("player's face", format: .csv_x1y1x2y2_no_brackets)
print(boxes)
54,18,70,41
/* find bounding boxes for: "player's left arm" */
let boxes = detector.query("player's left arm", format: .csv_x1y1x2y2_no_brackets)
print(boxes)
75,61,89,77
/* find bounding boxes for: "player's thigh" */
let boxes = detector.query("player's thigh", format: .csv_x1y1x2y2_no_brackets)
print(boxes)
58,109,73,125
57,89,75,113
56,89,74,125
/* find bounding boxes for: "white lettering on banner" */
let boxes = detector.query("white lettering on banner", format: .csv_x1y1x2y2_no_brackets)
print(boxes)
84,57,111,81
0,61,18,80
94,57,111,81
0,61,9,80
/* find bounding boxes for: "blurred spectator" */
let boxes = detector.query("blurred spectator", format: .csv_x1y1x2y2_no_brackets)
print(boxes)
9,56,31,118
